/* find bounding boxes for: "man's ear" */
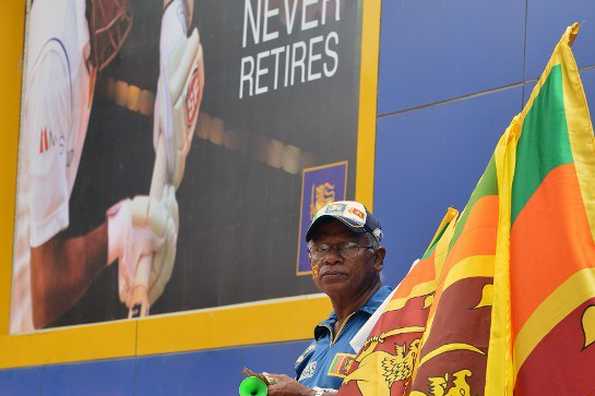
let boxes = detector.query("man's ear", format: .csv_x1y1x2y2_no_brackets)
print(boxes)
373,247,385,272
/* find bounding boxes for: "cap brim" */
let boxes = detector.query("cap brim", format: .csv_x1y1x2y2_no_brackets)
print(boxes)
305,214,367,242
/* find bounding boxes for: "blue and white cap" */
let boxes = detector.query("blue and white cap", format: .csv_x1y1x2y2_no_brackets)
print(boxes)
305,201,383,243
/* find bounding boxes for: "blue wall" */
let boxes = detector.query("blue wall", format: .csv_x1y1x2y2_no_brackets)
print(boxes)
1,1,594,394
0,341,310,395
376,0,595,284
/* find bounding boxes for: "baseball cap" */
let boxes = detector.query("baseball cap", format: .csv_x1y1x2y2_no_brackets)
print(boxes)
305,201,383,243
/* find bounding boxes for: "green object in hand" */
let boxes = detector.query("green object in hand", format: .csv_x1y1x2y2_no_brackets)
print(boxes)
239,376,268,396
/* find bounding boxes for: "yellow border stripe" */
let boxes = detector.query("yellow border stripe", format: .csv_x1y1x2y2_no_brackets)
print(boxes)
442,255,494,291
558,24,595,243
485,112,518,396
0,0,25,338
137,295,331,356
513,268,595,376
385,281,436,312
355,0,381,210
0,321,136,369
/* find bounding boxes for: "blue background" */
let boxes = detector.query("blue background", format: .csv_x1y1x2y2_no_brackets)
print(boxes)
1,1,594,394
0,341,310,395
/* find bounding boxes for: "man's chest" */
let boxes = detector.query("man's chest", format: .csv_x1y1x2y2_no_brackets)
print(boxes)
296,317,367,389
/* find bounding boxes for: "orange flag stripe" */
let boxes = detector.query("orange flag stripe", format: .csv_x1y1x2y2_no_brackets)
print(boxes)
443,195,498,273
510,163,595,339
419,197,497,352
392,256,436,300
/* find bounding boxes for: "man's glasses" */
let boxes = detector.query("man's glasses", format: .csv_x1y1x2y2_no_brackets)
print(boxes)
308,241,374,261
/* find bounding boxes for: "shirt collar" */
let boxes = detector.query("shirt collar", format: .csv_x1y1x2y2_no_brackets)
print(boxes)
314,285,392,340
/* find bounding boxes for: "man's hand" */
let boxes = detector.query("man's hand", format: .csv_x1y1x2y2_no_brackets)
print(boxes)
106,197,168,306
264,374,314,396
30,224,109,329
145,184,179,306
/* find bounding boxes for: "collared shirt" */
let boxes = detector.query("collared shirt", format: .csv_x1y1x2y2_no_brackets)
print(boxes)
295,285,392,390
10,0,92,334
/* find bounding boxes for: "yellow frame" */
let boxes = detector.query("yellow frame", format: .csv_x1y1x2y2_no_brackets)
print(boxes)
0,0,381,368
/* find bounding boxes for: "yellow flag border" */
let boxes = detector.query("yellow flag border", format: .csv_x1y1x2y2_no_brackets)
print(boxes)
513,268,595,375
486,118,517,396
411,209,459,374
558,24,595,244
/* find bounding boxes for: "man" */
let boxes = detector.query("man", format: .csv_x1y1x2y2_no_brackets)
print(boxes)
261,200,391,396
10,0,202,332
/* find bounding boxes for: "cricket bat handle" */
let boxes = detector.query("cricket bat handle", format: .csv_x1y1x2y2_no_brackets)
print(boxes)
129,135,167,318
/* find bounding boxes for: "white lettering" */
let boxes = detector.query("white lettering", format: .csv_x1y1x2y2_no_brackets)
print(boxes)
284,0,299,35
284,44,291,87
239,24,342,96
239,56,255,98
262,0,279,42
242,0,261,48
321,0,331,25
255,51,270,95
334,0,341,21
308,35,323,81
291,41,307,85
324,32,339,77
270,46,285,90
301,0,319,31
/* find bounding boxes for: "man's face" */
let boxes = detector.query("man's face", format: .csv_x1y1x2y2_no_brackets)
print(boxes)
308,219,384,300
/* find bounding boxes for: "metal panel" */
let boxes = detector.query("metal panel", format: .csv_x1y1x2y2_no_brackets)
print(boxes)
41,359,136,396
0,367,41,396
525,0,595,81
378,0,525,113
134,341,309,395
375,86,523,284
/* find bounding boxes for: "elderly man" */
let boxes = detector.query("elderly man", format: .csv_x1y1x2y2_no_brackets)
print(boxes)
263,201,391,396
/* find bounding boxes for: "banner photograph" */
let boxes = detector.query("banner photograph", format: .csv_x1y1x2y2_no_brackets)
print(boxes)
10,0,362,334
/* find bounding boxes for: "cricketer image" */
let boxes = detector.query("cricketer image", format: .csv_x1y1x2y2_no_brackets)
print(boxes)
10,0,362,333
10,0,204,332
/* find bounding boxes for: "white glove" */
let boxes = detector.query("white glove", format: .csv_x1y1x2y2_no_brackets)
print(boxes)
154,0,205,188
107,195,173,307
146,184,179,305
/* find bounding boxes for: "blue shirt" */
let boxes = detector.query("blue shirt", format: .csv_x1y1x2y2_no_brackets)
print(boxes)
294,286,392,390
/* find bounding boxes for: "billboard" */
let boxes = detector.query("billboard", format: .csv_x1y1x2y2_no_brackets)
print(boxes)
10,0,366,333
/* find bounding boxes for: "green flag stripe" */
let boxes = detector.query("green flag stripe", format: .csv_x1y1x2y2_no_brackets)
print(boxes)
512,65,574,223
449,156,498,251
421,222,449,259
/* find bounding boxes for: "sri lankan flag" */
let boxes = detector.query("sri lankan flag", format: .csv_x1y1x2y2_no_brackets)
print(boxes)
339,208,458,396
494,22,595,395
406,158,500,395
338,23,594,395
